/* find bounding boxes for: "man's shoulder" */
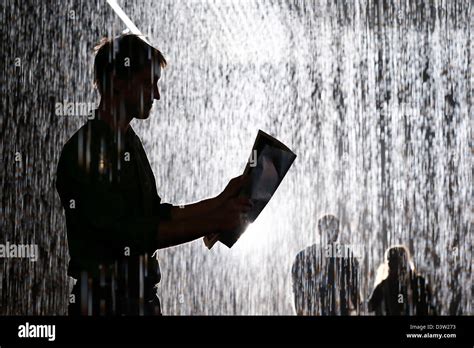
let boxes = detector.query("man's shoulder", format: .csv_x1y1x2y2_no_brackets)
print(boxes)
61,120,109,154
59,122,90,156
57,121,110,182
298,244,323,258
292,244,323,268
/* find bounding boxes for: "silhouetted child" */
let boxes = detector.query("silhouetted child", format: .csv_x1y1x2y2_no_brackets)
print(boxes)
368,245,437,315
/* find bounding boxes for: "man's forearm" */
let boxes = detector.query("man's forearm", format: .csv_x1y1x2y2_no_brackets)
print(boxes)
170,195,223,220
156,215,218,249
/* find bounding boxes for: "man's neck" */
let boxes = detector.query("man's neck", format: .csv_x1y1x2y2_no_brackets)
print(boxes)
97,99,133,132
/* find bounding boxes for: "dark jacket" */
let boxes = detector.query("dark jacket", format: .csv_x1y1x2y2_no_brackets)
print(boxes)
56,117,172,315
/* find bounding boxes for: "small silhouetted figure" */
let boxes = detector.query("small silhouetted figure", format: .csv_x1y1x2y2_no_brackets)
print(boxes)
368,245,437,315
56,34,251,315
291,215,359,315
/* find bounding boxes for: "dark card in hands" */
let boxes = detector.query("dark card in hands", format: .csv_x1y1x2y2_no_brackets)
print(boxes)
204,130,297,249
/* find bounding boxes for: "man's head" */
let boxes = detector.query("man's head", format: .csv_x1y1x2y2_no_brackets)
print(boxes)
94,34,167,119
386,245,414,276
318,214,339,243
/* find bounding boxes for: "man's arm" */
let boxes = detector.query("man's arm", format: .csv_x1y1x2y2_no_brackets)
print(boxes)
156,175,252,248
157,195,252,249
170,197,222,221
169,175,250,220
350,257,360,312
291,253,305,315
157,215,218,249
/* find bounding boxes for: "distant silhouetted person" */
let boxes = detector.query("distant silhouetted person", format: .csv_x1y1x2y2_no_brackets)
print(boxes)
56,34,251,315
368,245,437,315
291,215,360,315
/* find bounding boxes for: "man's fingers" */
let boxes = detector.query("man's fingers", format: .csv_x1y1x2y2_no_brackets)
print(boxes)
239,205,252,213
234,174,245,181
241,174,251,185
236,175,251,189
233,174,250,188
235,197,253,206
229,199,252,213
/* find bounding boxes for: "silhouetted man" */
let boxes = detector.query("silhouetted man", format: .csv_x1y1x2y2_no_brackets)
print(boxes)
291,215,359,315
56,34,251,315
368,245,437,315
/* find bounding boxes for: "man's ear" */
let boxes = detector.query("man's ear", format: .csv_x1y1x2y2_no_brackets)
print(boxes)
115,76,137,95
112,77,125,95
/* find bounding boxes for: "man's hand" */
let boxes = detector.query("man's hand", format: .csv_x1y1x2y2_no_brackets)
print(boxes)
160,175,252,248
158,196,253,249
214,196,253,231
218,174,251,202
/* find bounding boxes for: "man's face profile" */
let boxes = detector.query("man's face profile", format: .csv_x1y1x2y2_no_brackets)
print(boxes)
112,63,162,120
318,216,339,243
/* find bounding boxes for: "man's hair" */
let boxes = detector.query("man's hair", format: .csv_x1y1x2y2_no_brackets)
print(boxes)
94,34,167,95
318,214,340,242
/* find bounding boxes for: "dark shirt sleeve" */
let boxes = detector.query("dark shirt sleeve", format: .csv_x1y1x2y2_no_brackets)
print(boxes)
153,196,173,221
